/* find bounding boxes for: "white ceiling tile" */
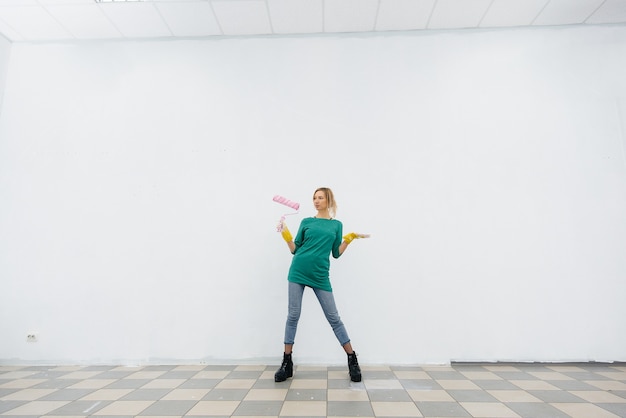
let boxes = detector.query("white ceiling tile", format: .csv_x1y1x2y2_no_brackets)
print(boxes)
480,0,548,28
324,0,379,33
99,3,172,38
268,0,323,34
211,0,271,36
428,0,493,29
533,0,605,26
45,4,122,39
155,2,221,37
586,0,626,24
0,5,71,41
375,0,435,31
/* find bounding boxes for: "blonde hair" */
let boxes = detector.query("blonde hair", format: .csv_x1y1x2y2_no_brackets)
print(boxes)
314,187,337,218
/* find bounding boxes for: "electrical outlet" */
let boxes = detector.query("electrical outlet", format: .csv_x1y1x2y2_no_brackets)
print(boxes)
26,334,38,343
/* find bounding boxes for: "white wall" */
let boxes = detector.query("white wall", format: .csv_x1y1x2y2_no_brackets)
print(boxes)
1,25,625,366
0,34,11,115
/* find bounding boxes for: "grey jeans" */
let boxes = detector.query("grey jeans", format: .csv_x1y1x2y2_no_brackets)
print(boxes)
283,281,351,346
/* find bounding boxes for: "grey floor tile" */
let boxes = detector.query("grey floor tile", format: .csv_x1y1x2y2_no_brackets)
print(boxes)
447,389,499,402
613,390,626,399
158,371,198,379
202,388,249,401
473,379,520,390
138,399,196,415
120,388,172,400
427,371,466,380
286,388,327,401
528,390,586,403
178,378,220,389
39,388,95,401
399,379,442,390
226,370,264,379
367,389,412,402
506,401,572,418
327,400,374,416
598,403,626,417
493,371,536,380
96,370,136,379
562,371,611,380
142,365,177,371
233,400,283,416
546,379,600,390
0,400,28,414
106,378,152,389
362,370,397,379
253,379,292,389
416,401,471,417
45,400,111,416
292,370,328,379
32,379,81,389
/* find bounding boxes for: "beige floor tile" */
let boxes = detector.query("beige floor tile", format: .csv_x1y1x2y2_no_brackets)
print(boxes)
487,390,542,402
460,401,520,417
0,371,38,380
328,371,348,379
483,365,521,372
172,365,205,371
459,371,503,380
214,378,256,389
361,365,391,372
528,371,573,381
192,370,230,379
0,388,57,401
0,379,47,389
235,365,267,371
124,371,167,380
92,400,155,415
422,366,456,372
80,389,134,401
551,403,620,418
161,388,211,400
294,366,327,372
68,379,117,389
584,380,626,391
327,388,370,401
244,388,288,401
393,370,430,379
546,365,586,372
186,401,240,416
437,379,481,390
1,400,70,415
364,379,403,390
259,371,275,379
58,371,103,380
407,389,455,402
371,401,422,417
141,378,186,389
597,371,626,380
279,400,326,416
290,379,327,389
49,366,84,372
510,379,559,390
570,390,626,403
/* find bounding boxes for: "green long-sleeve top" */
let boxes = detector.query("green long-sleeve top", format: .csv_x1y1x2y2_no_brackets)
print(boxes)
288,217,343,292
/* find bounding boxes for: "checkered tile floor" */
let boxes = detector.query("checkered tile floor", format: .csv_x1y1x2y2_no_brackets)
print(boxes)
1,362,625,417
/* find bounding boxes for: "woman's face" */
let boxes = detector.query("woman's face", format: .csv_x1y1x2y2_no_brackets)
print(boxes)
313,190,328,211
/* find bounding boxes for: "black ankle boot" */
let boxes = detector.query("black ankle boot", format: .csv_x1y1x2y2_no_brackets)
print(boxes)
274,352,293,382
347,352,362,382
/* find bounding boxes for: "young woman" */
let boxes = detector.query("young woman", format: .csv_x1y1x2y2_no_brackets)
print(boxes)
275,187,368,383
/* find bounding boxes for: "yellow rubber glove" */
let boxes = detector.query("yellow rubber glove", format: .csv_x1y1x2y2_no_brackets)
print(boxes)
343,232,370,244
343,232,358,244
281,224,293,242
